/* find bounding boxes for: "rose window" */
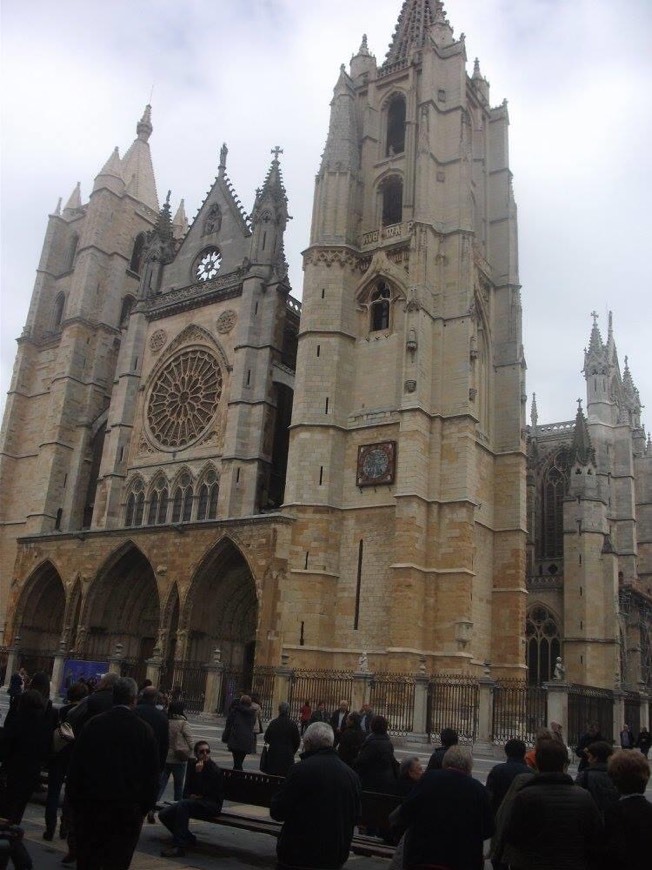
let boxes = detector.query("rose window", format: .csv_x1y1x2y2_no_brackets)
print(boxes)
195,248,222,282
147,348,222,449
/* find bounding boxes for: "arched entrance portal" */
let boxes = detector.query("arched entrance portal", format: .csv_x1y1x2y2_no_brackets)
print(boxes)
83,544,160,685
14,561,65,675
183,539,258,707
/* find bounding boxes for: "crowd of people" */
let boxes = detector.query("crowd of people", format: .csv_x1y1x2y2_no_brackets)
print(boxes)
1,674,652,869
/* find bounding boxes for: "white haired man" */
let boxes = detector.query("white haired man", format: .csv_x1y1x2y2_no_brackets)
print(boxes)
270,721,361,869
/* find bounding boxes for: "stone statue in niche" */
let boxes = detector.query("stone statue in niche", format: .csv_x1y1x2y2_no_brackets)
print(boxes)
203,203,222,236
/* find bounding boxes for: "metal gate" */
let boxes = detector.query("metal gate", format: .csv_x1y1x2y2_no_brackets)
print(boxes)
288,670,354,722
369,674,414,735
492,681,547,744
567,684,614,747
427,675,478,743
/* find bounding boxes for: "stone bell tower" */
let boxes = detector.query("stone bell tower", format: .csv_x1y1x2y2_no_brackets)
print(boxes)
282,0,526,675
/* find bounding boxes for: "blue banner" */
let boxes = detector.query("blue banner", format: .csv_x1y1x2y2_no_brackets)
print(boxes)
61,660,109,694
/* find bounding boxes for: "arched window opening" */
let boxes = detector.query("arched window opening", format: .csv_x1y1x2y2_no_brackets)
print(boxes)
157,488,168,524
120,295,135,328
147,491,159,526
381,177,403,226
198,484,209,521
125,493,135,526
526,605,561,685
129,233,147,274
208,482,219,518
125,478,145,527
172,473,193,523
134,492,145,526
386,95,406,156
370,284,391,332
197,469,219,521
538,450,570,560
53,292,66,330
66,233,79,271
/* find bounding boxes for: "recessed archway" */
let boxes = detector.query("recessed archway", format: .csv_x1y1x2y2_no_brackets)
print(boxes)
13,560,65,672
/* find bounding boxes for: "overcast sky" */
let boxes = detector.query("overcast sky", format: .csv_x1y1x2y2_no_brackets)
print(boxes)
1,0,651,428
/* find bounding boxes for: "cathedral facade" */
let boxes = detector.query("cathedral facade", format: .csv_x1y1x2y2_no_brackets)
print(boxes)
1,1,648,696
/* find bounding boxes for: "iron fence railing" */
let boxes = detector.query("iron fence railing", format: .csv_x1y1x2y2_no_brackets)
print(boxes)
427,675,478,743
492,681,547,745
567,684,614,747
288,670,355,723
369,674,414,735
165,661,207,713
18,648,56,679
120,658,148,692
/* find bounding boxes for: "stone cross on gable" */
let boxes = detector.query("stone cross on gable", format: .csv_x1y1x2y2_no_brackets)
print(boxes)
591,310,599,325
271,145,283,160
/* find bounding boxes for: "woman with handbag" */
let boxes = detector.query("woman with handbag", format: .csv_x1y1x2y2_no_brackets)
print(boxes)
263,702,300,777
157,701,194,803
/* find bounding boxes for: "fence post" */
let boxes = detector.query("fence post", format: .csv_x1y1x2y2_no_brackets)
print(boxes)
50,642,67,700
273,653,293,711
639,685,650,731
109,642,124,676
202,648,225,717
409,660,429,741
544,679,569,743
612,687,625,745
475,671,496,753
352,671,372,713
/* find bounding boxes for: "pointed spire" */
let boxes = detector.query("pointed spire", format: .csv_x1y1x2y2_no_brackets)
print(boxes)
583,310,609,377
385,0,449,65
358,34,371,56
172,198,188,239
473,57,482,79
63,182,82,214
122,105,159,211
137,104,153,143
97,146,122,178
154,190,173,241
54,197,62,216
571,399,595,466
530,393,538,432
319,66,359,173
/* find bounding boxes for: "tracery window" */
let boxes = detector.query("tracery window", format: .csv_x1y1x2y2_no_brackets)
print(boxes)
538,450,570,559
125,478,145,527
197,469,219,520
370,284,391,332
147,477,169,525
386,95,406,156
146,348,223,450
526,605,561,685
171,473,193,523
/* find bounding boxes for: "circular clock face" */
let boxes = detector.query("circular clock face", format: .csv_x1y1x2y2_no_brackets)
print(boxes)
196,248,222,282
362,448,389,480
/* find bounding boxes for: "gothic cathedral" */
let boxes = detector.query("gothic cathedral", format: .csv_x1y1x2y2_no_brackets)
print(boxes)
1,1,649,696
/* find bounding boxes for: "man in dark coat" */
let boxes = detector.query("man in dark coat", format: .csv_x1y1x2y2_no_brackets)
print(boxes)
353,715,398,793
503,739,602,870
329,700,350,747
397,745,493,870
263,702,301,777
66,671,118,734
224,694,257,770
359,703,374,734
486,738,533,816
426,727,458,771
309,701,329,724
575,721,603,771
135,686,169,770
270,721,361,869
159,740,224,858
66,676,160,870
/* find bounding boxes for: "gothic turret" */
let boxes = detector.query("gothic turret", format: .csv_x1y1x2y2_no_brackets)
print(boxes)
384,0,450,65
350,34,377,82
93,147,125,197
250,149,289,274
62,182,82,216
122,105,159,212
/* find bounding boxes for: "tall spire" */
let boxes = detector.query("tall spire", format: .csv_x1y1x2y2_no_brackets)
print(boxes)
172,198,188,239
122,104,159,212
384,0,449,65
63,182,82,215
583,310,608,377
319,65,359,173
530,393,538,433
571,399,595,467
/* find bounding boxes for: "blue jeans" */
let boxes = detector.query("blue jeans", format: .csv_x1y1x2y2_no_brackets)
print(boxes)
158,763,186,803
159,799,221,846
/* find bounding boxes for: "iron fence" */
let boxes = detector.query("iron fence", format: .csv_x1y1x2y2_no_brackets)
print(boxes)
250,666,276,720
567,684,614,747
166,661,207,713
369,674,414,735
492,681,547,745
288,670,355,722
624,692,640,738
427,675,478,743
121,658,148,692
216,666,277,718
18,648,55,679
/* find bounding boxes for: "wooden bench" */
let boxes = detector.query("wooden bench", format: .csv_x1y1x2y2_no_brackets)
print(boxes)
196,768,399,859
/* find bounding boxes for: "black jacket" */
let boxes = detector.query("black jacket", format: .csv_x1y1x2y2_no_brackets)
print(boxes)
504,771,603,869
225,703,257,755
270,747,361,869
264,713,300,777
183,758,223,809
399,768,494,870
486,758,533,815
575,762,619,817
354,732,398,793
66,705,160,811
134,701,169,770
337,725,364,767
602,794,652,870
426,744,450,771
1,698,57,784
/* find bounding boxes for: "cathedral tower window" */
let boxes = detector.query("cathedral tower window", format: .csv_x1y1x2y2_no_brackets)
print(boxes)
537,450,570,560
66,233,79,272
147,476,169,525
526,605,561,685
52,292,66,330
386,94,406,156
119,294,135,328
172,472,194,523
380,176,403,226
370,283,391,332
129,233,146,274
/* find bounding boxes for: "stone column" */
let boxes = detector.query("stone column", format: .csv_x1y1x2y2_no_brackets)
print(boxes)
145,656,162,686
202,648,225,717
544,680,570,743
409,671,430,742
352,671,373,713
273,653,293,712
109,642,125,676
612,688,625,745
50,642,68,700
638,686,650,731
475,675,496,752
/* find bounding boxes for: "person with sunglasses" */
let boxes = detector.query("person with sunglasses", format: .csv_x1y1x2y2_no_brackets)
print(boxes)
159,741,224,858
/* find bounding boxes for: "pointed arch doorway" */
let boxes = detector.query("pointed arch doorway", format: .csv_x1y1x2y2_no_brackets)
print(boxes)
181,539,259,711
83,543,160,686
13,561,66,675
